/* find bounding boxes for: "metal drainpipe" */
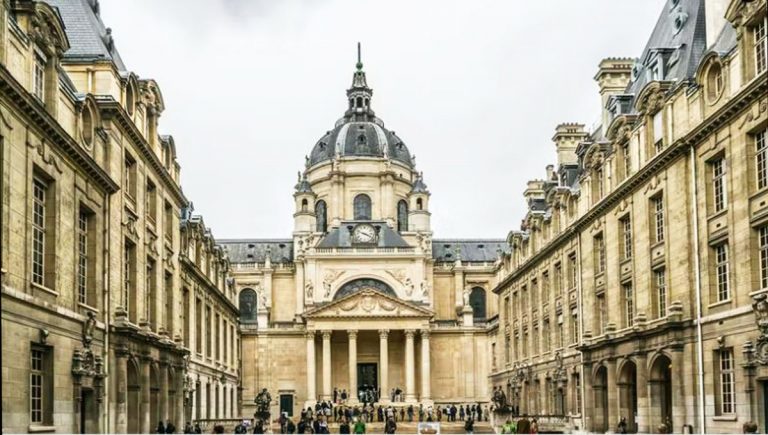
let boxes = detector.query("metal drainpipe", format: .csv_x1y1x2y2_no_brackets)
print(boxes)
102,187,111,432
690,144,706,433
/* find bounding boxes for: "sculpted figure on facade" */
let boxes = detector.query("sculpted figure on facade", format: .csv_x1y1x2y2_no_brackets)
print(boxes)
305,281,314,300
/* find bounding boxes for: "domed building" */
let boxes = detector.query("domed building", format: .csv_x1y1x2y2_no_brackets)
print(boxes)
221,47,510,415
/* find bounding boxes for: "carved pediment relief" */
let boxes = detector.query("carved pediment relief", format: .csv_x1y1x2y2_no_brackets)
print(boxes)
304,289,432,319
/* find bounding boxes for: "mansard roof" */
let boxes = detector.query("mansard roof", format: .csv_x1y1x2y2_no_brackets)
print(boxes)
219,239,294,264
47,0,126,70
431,239,510,263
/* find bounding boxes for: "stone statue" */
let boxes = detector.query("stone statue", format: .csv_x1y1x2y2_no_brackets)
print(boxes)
420,281,430,298
753,293,768,337
258,290,267,308
305,282,314,300
254,388,272,416
404,277,414,297
83,311,96,348
463,288,471,306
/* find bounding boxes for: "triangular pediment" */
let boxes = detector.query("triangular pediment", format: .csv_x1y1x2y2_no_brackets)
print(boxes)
304,289,433,319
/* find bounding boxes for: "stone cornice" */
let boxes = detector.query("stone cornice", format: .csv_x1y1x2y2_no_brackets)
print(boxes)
0,64,119,194
179,256,238,315
494,74,768,294
97,99,187,206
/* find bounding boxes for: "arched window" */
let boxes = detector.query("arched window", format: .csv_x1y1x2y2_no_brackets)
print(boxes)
356,97,363,108
397,200,409,232
353,194,371,220
301,198,308,212
416,198,423,210
469,287,487,322
315,200,327,233
239,288,257,323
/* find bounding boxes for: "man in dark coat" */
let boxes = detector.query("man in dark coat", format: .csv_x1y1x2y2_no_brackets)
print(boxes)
517,414,531,434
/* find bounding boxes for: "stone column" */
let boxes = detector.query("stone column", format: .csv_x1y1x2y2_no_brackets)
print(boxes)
607,358,618,431
379,330,390,404
306,331,317,404
295,262,305,322
160,361,169,422
348,330,359,404
404,329,417,402
140,357,152,434
583,363,594,432
671,349,686,432
116,350,128,434
420,330,431,403
322,330,332,401
175,365,185,430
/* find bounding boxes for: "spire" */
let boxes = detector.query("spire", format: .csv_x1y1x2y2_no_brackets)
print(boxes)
346,42,374,121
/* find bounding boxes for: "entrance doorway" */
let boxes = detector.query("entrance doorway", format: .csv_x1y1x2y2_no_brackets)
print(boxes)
762,381,768,434
358,363,378,397
280,394,294,417
79,389,95,434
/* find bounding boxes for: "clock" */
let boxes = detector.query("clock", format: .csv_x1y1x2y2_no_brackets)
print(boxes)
351,223,378,244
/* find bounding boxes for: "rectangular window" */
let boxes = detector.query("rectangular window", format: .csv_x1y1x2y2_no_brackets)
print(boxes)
531,279,538,308
163,271,172,333
146,257,156,329
623,143,632,178
32,177,47,286
196,298,203,354
595,234,606,274
571,313,579,344
124,154,137,201
623,283,634,328
206,306,212,358
543,319,550,351
554,263,563,296
653,111,663,152
655,270,667,318
760,226,768,290
568,254,577,289
574,374,582,414
164,201,174,241
755,17,767,75
216,313,221,361
757,128,768,190
620,216,632,260
718,349,736,415
77,207,90,304
504,297,510,325
596,294,606,335
711,158,727,212
29,346,51,425
504,334,510,363
715,243,730,302
652,195,665,243
33,51,45,101
146,179,157,224
542,271,550,303
532,327,539,355
124,239,136,322
557,320,564,348
182,288,190,347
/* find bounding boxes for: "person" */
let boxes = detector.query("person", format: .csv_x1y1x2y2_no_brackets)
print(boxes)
213,425,225,434
353,417,366,434
183,421,194,434
165,420,176,434
501,419,517,434
399,407,405,422
253,420,264,434
385,417,397,434
334,387,339,404
517,415,530,435
193,422,202,434
617,417,627,434
464,417,474,434
451,404,457,422
390,388,396,402
530,418,539,434
342,389,348,403
234,422,246,434
155,420,166,434
286,418,296,434
339,417,351,434
317,415,330,434
459,405,465,421
484,406,490,422
407,404,414,422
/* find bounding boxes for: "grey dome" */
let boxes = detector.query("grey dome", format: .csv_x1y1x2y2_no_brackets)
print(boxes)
309,120,413,167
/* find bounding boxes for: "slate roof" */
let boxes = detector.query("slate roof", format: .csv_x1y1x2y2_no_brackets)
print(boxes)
709,22,738,56
219,239,294,264
47,0,126,70
432,239,510,263
316,221,410,248
625,0,707,96
309,121,413,167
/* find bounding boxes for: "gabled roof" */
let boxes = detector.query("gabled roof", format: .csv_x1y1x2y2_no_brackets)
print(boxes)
303,288,433,319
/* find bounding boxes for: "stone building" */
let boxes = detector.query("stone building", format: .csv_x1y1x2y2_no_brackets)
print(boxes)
221,48,508,418
0,0,237,433
489,0,768,433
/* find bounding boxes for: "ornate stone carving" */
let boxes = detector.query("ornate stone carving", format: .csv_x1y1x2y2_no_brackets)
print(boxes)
323,270,345,298
305,281,314,300
739,98,768,129
420,281,431,298
27,134,63,174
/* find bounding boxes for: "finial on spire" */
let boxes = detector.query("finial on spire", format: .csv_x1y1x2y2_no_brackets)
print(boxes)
356,42,363,70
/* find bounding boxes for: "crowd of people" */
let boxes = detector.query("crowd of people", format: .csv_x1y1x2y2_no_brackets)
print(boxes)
499,415,539,434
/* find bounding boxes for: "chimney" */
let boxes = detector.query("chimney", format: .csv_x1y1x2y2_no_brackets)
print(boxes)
594,58,633,129
552,123,588,167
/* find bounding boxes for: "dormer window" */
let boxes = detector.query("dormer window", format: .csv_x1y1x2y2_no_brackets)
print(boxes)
33,50,46,102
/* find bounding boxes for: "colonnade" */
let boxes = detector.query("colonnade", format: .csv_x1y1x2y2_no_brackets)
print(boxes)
306,329,431,404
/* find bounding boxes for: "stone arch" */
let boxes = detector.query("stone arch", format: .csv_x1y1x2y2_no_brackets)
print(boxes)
592,364,609,433
469,287,487,321
239,288,258,323
353,194,372,220
648,353,673,431
618,358,638,433
333,277,397,300
127,358,141,434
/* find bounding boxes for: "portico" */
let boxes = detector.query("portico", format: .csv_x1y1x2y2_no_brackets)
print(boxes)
303,289,433,407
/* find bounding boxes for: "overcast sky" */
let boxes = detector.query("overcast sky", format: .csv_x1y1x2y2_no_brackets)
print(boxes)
100,0,666,240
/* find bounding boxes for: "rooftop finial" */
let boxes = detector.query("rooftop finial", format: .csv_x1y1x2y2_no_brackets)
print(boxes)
356,42,363,70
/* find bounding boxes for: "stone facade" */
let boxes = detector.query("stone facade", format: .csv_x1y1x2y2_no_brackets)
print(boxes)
0,0,238,433
489,0,768,433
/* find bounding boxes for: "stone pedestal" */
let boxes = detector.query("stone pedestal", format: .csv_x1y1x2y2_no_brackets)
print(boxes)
461,306,474,326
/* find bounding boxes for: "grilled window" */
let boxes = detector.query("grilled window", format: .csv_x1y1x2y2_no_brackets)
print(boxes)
623,283,634,328
715,244,730,302
652,195,665,243
760,226,768,290
655,270,667,318
755,17,767,75
718,349,735,415
711,158,727,212
620,216,632,260
77,208,89,304
757,129,768,190
32,178,47,285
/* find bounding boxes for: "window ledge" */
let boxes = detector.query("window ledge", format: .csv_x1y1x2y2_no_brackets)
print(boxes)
28,425,56,433
712,415,737,421
78,302,99,314
707,208,728,221
708,298,732,309
31,282,58,297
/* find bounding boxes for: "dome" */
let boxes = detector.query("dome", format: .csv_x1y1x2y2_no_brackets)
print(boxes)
307,44,414,168
309,120,413,167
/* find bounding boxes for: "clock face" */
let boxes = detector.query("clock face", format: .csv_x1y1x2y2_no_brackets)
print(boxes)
352,224,377,244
